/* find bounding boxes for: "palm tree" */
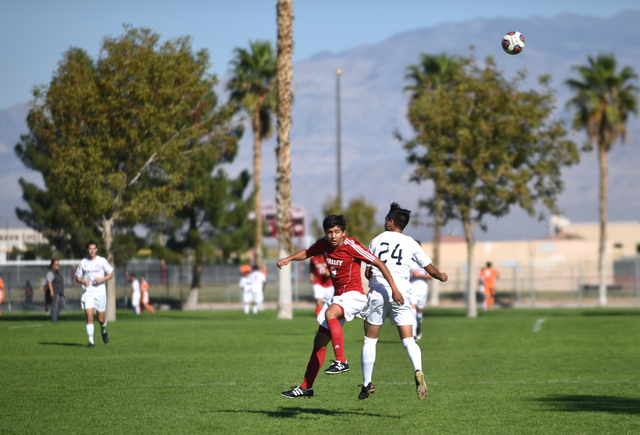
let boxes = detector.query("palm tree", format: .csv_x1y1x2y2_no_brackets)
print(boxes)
404,53,461,306
228,40,277,269
275,0,294,319
566,53,638,306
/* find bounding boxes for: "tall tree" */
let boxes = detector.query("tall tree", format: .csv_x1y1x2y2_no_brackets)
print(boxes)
401,56,579,317
228,40,277,269
565,53,638,306
275,0,294,319
312,196,382,246
403,53,461,306
14,26,238,321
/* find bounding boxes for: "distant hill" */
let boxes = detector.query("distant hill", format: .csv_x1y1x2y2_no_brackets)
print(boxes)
2,12,639,240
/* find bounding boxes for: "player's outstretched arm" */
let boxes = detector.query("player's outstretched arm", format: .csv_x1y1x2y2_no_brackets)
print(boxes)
425,264,448,282
277,249,310,269
372,258,404,305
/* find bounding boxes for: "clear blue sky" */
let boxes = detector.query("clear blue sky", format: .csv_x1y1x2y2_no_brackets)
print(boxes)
1,0,638,109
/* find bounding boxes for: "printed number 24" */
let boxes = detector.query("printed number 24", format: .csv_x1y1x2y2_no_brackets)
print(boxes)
378,242,403,265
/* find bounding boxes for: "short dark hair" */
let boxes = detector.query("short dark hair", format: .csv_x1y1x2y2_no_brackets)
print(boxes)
387,202,411,230
252,265,259,271
323,215,346,232
49,259,59,268
130,273,137,278
486,262,492,268
86,240,98,250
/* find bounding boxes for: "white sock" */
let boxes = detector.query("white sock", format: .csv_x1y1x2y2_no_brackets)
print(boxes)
252,304,258,314
412,308,417,336
417,312,423,327
244,304,250,314
100,322,107,334
402,337,422,372
86,324,94,344
361,336,377,386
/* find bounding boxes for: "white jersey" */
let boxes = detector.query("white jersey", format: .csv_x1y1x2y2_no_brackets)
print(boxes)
368,231,432,289
249,270,266,294
131,279,141,305
239,276,252,294
75,256,114,295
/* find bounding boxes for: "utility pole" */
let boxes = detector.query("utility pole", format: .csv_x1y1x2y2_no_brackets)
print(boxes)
335,69,342,208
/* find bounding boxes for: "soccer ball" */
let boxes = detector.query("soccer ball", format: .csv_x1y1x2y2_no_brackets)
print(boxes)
502,31,525,55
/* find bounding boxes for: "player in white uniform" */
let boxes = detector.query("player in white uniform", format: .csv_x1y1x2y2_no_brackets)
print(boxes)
247,265,266,314
75,240,114,347
409,259,430,340
126,271,141,315
239,265,253,314
359,203,448,401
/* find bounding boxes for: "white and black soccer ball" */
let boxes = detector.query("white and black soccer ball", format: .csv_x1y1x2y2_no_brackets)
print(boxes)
502,31,525,55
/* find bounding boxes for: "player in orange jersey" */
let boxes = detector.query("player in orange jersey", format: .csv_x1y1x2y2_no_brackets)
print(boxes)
139,275,155,314
0,272,4,316
479,262,499,310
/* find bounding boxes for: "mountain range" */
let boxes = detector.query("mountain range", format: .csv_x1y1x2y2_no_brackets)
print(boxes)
1,11,639,241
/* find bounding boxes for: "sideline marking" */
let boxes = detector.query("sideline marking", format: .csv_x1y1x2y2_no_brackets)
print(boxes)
10,324,43,329
532,318,547,332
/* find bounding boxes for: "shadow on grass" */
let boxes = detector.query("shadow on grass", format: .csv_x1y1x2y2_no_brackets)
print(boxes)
206,406,400,419
536,395,640,414
39,342,85,347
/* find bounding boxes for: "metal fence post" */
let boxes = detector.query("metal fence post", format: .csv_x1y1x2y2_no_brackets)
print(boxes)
578,262,583,307
515,266,521,306
635,256,640,307
530,261,535,308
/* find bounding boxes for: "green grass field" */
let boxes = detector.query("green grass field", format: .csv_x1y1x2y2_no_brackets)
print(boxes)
2,308,639,434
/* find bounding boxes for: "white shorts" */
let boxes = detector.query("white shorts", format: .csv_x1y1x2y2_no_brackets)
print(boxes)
362,282,414,326
317,291,367,329
313,284,334,303
410,280,429,309
81,291,107,312
244,290,263,304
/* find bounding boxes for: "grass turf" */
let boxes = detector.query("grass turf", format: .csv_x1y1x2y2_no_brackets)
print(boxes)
1,308,639,434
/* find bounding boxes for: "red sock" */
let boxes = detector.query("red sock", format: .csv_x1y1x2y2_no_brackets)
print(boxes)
300,346,327,389
327,318,345,362
315,305,322,317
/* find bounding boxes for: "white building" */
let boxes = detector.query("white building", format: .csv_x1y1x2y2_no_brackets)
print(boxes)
0,228,48,262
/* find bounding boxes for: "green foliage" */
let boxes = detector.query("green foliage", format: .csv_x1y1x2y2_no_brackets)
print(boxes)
311,196,382,246
2,309,640,434
14,26,239,265
401,55,580,231
566,53,638,151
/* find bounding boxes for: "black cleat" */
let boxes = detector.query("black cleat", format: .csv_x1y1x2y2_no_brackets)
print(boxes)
102,331,109,344
324,360,349,375
281,386,313,398
358,382,375,400
87,343,95,348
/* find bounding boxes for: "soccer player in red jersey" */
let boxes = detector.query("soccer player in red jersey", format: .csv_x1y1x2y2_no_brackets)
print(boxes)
310,255,334,317
279,214,402,398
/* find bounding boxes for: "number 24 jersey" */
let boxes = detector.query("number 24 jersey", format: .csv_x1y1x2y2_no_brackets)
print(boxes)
368,231,431,286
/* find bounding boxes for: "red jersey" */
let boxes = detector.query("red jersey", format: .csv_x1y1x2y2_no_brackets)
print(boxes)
310,255,332,287
306,236,376,296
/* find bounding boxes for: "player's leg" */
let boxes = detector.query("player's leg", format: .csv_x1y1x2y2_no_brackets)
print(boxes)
282,329,331,398
95,294,109,343
0,290,4,315
313,285,324,317
360,321,381,399
84,303,95,347
324,303,347,364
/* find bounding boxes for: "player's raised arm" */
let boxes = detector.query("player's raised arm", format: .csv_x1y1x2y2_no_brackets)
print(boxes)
277,249,310,269
371,258,404,305
425,263,448,282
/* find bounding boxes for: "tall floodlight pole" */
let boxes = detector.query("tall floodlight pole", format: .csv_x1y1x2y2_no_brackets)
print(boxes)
335,69,342,208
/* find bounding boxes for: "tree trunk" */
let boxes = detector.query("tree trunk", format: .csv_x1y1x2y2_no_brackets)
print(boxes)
430,190,442,306
463,219,477,318
184,215,201,311
252,110,264,269
275,0,294,319
598,145,608,306
101,217,117,322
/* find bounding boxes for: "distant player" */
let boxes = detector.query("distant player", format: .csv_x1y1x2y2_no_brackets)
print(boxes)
75,240,114,347
126,271,141,315
278,214,402,399
140,275,155,314
239,265,253,314
310,255,334,317
247,265,266,314
359,203,448,401
480,262,499,310
0,272,4,316
409,257,431,340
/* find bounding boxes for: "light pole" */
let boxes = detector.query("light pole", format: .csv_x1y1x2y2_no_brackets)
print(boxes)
335,69,342,208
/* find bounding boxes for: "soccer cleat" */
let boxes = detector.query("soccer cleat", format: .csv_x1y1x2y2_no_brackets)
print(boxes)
324,360,349,375
358,382,375,400
415,370,428,400
416,333,423,341
102,331,109,344
281,386,313,398
87,343,95,348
